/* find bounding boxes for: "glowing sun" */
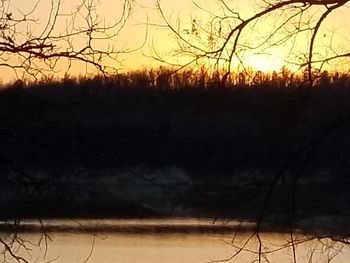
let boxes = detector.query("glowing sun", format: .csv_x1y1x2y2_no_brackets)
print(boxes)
245,54,284,72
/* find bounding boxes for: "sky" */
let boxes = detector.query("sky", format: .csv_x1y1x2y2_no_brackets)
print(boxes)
2,0,350,83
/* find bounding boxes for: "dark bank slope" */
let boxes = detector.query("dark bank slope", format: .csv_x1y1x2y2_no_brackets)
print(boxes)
0,76,350,235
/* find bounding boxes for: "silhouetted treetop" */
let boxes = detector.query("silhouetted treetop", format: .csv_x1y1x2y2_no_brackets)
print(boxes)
156,0,350,85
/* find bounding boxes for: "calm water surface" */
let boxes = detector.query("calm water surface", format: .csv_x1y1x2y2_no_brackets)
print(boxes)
3,219,350,263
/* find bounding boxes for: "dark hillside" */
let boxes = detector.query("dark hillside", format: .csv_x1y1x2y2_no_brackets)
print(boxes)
0,73,349,233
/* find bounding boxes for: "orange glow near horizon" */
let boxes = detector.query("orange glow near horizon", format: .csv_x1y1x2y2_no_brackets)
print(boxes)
1,0,350,83
243,54,285,73
128,0,350,75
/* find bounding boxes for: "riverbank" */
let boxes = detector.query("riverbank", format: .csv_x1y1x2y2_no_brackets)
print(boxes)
0,77,349,235
0,218,348,238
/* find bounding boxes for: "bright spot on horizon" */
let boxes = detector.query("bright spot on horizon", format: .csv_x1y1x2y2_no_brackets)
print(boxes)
1,0,350,83
244,54,284,72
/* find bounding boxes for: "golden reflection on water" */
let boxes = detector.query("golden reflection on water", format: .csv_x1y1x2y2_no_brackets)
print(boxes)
43,232,235,263
3,219,350,263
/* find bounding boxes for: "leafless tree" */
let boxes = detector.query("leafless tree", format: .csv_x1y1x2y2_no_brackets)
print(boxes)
0,0,136,82
156,0,350,85
0,0,136,261
154,1,350,262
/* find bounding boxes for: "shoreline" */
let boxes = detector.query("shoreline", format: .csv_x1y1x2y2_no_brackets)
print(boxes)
0,218,348,238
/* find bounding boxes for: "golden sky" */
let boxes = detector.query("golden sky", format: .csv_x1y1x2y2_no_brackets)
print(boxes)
2,0,350,83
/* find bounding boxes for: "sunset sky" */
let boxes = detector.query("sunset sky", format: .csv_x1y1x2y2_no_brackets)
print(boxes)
2,0,350,83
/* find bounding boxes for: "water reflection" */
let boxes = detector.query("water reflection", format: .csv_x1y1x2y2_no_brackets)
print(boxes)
1,219,349,263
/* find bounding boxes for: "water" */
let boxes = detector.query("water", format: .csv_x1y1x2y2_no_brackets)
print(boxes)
1,219,349,263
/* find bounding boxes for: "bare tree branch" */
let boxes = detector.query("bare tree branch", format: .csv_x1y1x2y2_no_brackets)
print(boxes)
156,0,350,83
0,0,136,81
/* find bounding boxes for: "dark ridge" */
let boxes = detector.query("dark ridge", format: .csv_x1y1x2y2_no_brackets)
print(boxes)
0,70,349,232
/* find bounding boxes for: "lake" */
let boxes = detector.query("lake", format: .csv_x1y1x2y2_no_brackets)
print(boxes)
1,219,349,263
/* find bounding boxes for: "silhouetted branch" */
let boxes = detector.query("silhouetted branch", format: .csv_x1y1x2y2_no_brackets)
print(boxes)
0,0,136,80
156,0,350,83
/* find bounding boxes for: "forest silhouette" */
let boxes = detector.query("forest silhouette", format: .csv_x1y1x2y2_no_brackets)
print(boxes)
1,0,350,262
0,67,349,237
